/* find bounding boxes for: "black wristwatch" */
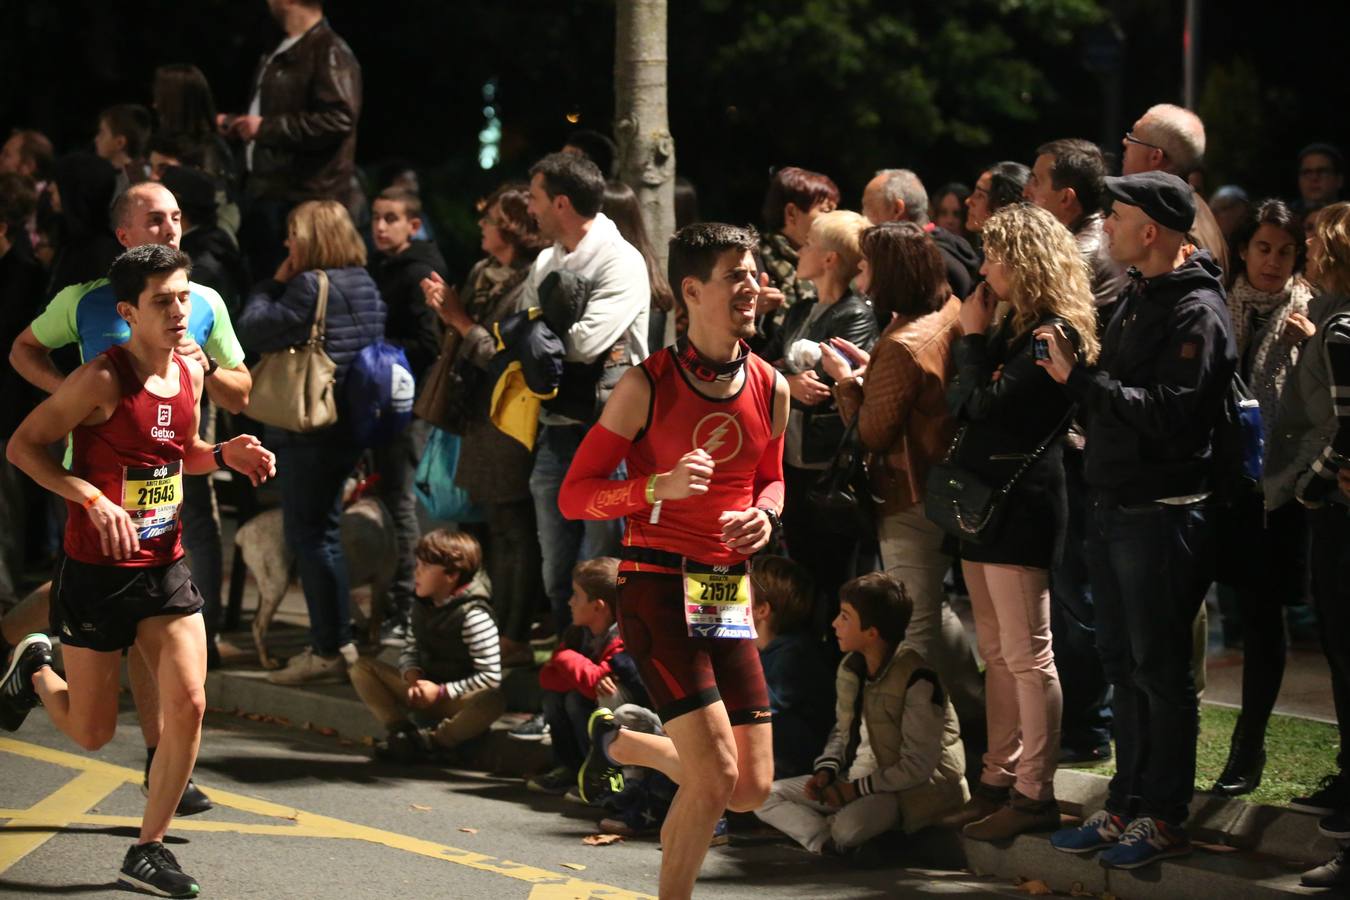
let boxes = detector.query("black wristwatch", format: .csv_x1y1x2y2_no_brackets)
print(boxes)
204,355,219,377
212,443,227,471
757,507,783,536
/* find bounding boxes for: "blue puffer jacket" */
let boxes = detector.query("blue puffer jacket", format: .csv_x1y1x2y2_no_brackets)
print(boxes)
238,266,387,444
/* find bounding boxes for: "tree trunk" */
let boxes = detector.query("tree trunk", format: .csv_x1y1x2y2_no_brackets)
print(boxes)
614,0,675,273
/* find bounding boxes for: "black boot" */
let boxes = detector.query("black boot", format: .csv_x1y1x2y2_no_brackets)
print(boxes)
1212,718,1266,797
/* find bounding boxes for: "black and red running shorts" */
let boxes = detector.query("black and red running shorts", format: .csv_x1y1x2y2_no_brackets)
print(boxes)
616,570,771,726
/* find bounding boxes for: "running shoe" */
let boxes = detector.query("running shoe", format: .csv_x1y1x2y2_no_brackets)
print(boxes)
118,841,199,897
1098,816,1191,869
1050,809,1127,854
1290,773,1350,815
577,708,624,803
0,634,52,732
141,777,213,817
526,765,576,795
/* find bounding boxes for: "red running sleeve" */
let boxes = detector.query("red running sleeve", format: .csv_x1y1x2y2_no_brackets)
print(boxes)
558,424,649,521
752,430,786,513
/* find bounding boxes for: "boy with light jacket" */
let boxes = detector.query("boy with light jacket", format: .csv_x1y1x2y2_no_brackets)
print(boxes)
755,573,968,861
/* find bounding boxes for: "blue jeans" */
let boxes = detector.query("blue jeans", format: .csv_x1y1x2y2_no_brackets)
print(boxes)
530,424,623,633
276,441,362,655
542,688,595,771
1050,451,1111,753
1086,494,1213,825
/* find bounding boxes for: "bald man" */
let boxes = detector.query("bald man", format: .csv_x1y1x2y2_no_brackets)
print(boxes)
1121,103,1230,277
7,180,251,815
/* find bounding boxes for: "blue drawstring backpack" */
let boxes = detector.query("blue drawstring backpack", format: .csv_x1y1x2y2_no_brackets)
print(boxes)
345,340,415,448
414,427,484,522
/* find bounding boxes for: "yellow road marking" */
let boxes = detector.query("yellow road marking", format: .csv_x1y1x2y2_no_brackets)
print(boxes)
0,736,653,899
0,768,126,873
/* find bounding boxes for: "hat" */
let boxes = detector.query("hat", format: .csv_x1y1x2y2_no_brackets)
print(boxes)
1104,171,1195,233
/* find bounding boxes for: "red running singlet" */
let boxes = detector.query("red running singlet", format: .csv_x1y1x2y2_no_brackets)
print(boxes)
623,346,778,566
64,345,196,567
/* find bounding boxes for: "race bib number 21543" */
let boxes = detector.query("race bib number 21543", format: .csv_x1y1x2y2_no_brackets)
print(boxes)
120,461,183,541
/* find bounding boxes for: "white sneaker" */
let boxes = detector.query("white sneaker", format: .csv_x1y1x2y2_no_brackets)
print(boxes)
266,648,346,685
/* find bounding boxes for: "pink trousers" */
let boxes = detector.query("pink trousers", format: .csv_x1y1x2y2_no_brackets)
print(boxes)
962,560,1062,801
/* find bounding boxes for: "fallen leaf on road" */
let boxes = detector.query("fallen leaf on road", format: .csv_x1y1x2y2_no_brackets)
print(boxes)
1015,879,1052,895
1069,883,1094,897
410,804,432,811
317,726,337,737
582,834,623,846
560,863,586,871
459,827,478,834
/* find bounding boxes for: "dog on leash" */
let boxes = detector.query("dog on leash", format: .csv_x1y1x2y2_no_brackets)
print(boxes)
234,496,397,669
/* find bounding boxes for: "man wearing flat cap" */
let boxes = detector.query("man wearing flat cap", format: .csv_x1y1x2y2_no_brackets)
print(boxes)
1035,170,1236,870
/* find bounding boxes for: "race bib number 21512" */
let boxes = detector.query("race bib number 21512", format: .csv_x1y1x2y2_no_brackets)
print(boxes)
682,561,756,640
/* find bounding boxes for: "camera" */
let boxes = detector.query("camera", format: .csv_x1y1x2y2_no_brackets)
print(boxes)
1033,336,1050,361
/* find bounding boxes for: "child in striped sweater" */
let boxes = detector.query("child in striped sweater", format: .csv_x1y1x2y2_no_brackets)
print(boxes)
351,530,507,763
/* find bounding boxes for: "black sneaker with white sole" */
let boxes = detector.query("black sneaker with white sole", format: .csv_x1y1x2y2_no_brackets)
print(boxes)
0,633,53,732
141,777,214,817
509,712,549,741
577,707,624,804
1290,773,1350,815
118,841,199,897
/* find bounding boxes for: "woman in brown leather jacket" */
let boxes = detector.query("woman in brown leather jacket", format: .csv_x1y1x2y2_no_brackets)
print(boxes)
823,221,983,736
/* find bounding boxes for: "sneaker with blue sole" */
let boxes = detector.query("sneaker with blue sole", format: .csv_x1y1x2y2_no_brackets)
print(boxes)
577,708,625,804
1098,816,1191,869
1050,809,1127,854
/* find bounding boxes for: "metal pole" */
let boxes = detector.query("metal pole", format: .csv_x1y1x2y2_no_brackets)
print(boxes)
1183,0,1199,108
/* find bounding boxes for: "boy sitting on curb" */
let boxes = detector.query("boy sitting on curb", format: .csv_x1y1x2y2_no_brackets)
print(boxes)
751,555,836,779
755,573,968,862
526,557,647,795
351,530,506,762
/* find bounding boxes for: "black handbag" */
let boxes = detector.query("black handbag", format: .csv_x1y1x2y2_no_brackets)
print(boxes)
924,406,1076,544
807,416,875,533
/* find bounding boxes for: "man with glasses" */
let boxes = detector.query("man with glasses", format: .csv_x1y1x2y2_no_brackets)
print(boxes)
1120,103,1229,277
1296,142,1345,218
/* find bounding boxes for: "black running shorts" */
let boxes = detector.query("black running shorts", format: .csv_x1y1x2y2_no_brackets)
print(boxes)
616,571,771,726
51,555,203,652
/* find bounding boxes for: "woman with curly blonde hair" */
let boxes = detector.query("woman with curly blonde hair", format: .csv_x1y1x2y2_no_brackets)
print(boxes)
940,203,1094,841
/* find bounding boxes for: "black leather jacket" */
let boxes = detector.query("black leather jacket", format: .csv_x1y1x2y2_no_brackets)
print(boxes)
248,18,362,207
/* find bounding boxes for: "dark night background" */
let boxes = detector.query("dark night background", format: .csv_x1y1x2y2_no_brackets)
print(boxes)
2,0,1347,277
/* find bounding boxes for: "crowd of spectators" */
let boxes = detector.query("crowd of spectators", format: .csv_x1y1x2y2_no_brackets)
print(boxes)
2,0,1349,890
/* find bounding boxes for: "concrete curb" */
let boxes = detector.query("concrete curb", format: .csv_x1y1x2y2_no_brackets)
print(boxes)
960,831,1324,900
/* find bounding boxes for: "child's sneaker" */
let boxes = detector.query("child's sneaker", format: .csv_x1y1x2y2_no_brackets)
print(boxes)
1050,809,1127,854
527,765,575,795
577,708,624,803
0,634,52,732
1098,816,1191,869
509,713,549,741
118,841,199,897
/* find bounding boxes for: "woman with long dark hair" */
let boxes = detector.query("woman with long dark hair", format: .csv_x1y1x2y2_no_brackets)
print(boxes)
820,221,984,735
1212,199,1314,796
151,64,236,188
601,180,676,349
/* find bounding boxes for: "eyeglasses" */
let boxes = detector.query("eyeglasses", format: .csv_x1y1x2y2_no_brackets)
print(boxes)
1301,167,1336,178
1123,132,1163,152
479,215,504,228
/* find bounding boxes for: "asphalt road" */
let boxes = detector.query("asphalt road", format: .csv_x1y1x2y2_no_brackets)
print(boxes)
0,703,1023,899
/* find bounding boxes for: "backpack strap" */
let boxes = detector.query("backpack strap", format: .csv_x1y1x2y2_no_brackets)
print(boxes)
309,269,330,344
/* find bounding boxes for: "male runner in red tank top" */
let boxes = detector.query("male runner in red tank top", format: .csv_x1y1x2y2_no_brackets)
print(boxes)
2,244,275,898
559,223,790,899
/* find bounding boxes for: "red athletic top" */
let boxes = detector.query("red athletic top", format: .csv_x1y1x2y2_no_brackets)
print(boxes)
65,345,195,567
623,347,779,566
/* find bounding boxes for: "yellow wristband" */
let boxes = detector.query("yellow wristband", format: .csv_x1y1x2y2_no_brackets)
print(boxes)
645,474,660,505
82,491,104,510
